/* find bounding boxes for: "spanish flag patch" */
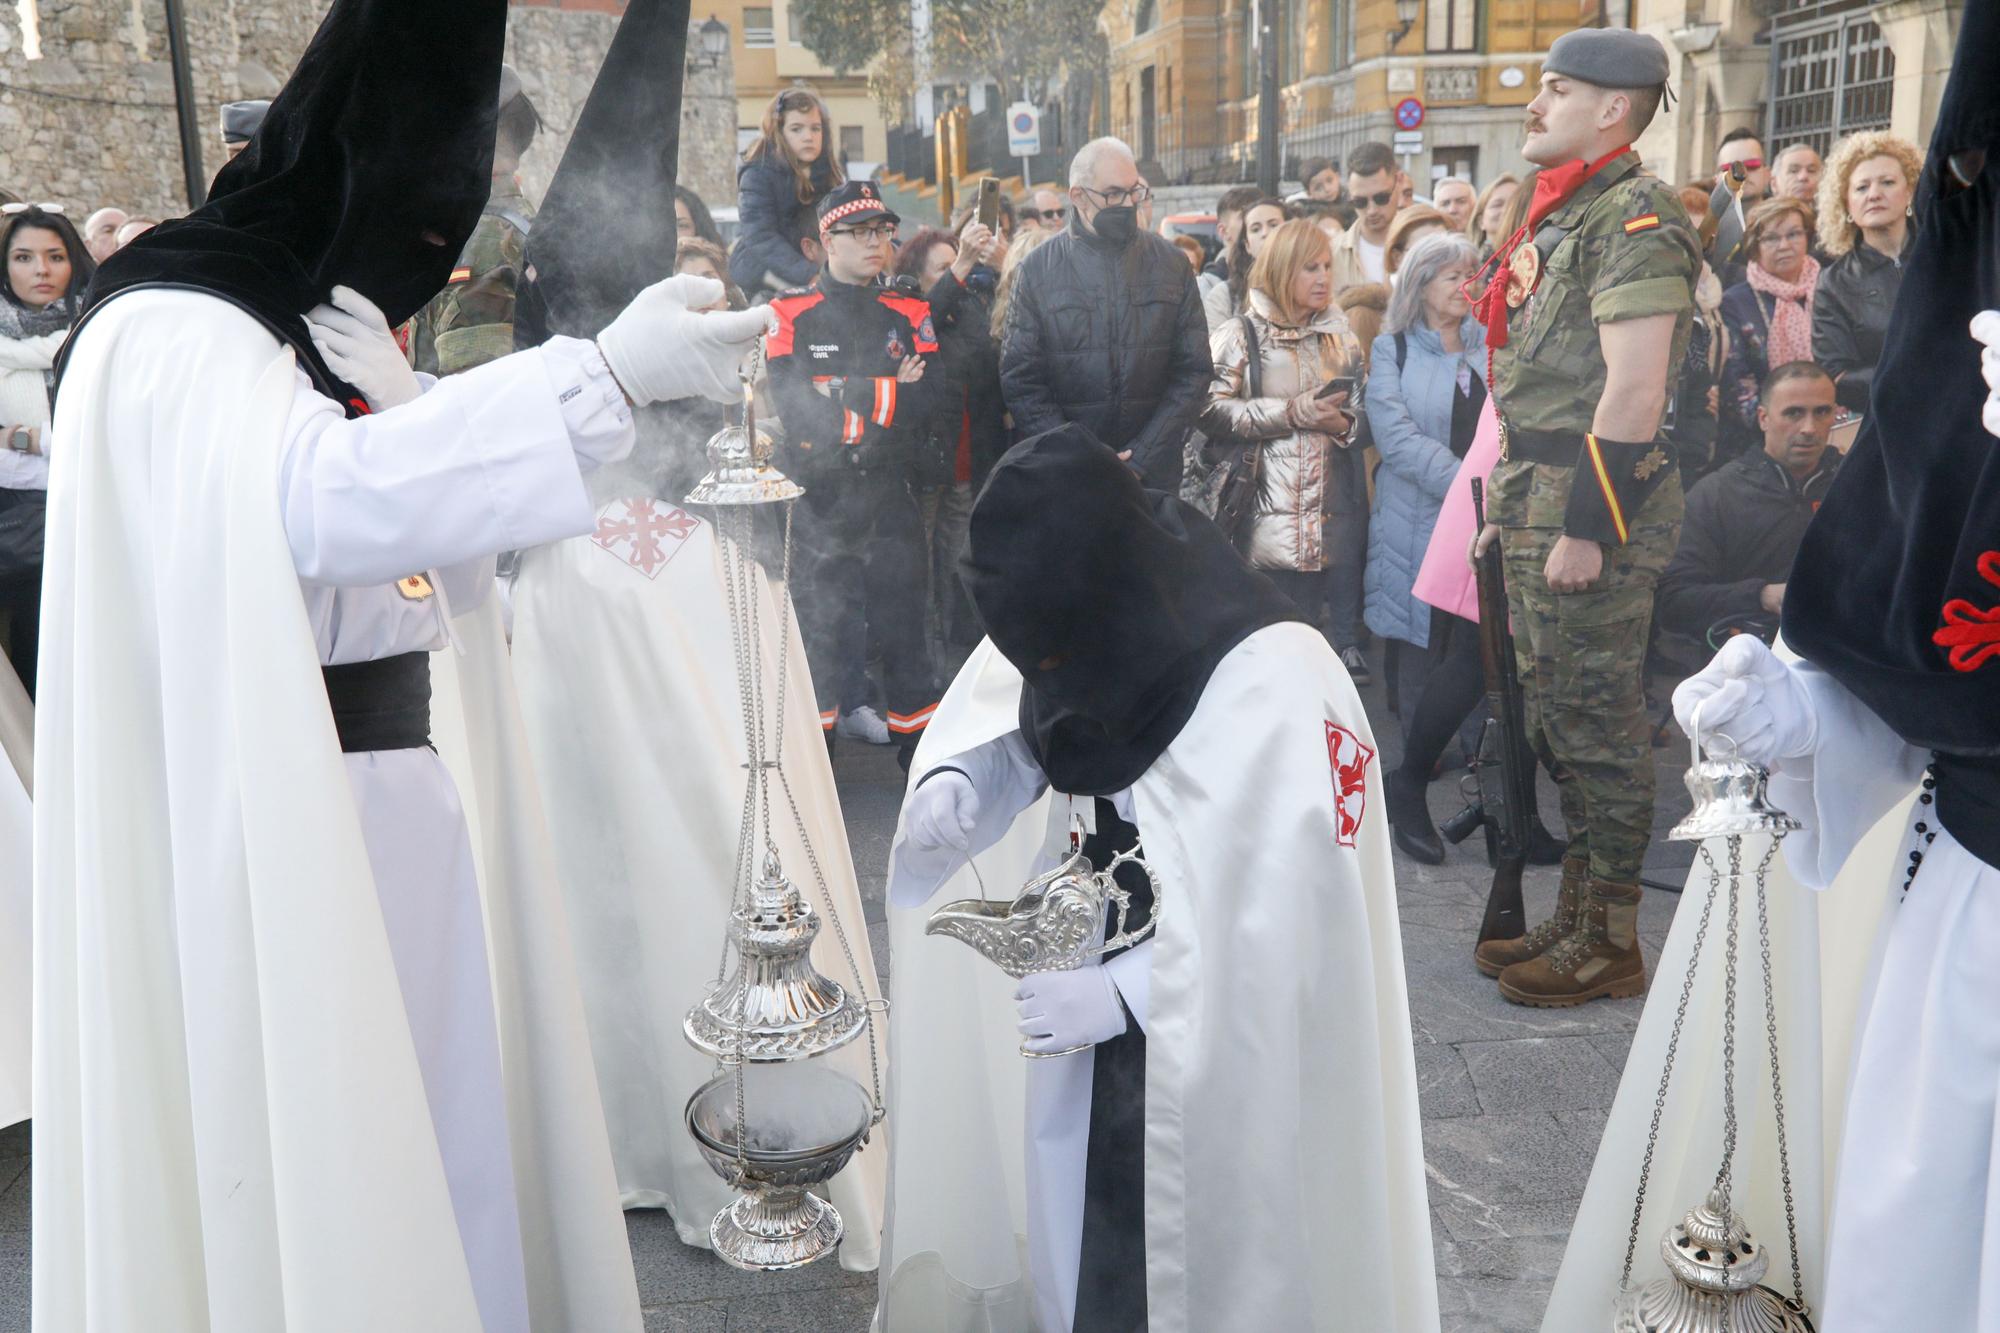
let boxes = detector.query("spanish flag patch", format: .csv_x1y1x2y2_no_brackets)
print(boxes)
1623,214,1661,235
448,265,473,284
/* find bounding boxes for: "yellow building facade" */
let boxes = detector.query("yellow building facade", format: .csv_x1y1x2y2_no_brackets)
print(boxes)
701,0,894,171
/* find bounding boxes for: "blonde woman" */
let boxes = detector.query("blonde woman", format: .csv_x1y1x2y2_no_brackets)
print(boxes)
1813,130,1923,411
1200,218,1370,675
988,226,1054,340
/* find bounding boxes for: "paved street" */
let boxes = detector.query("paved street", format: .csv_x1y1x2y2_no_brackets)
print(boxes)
0,665,1699,1333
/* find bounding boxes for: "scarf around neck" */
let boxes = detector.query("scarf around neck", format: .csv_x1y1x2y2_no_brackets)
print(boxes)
1469,146,1632,352
1745,255,1820,367
0,293,82,389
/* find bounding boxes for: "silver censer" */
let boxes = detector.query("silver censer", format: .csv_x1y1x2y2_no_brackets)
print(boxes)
926,836,1160,1057
679,353,885,1271
1612,705,1813,1332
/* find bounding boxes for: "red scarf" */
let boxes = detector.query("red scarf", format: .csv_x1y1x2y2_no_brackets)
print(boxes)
1469,146,1633,352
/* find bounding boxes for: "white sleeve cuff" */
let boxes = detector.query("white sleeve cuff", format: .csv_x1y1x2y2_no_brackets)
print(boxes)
540,336,635,469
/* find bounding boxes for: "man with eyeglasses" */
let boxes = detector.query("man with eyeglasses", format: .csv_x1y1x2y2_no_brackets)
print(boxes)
765,180,943,754
1328,140,1402,292
998,135,1212,492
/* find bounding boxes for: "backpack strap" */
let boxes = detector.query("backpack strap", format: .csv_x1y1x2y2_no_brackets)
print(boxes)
1239,314,1262,398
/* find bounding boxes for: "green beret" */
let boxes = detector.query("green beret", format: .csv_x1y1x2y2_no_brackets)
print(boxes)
1544,28,1670,89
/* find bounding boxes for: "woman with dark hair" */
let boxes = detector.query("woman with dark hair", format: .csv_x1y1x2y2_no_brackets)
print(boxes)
673,184,724,250
729,85,845,298
895,218,1004,646
1225,196,1292,313
0,203,95,692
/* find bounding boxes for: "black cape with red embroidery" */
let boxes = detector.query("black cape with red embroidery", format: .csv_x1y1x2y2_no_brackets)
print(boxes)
1780,0,2000,758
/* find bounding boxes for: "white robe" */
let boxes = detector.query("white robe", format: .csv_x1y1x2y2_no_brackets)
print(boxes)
1542,645,1946,1331
510,491,886,1268
877,625,1439,1333
36,288,642,1332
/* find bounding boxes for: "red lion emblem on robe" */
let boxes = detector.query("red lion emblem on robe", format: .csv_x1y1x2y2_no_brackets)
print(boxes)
1325,721,1376,848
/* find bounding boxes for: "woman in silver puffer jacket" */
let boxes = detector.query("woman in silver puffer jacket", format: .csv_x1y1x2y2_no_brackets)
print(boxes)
1199,218,1366,662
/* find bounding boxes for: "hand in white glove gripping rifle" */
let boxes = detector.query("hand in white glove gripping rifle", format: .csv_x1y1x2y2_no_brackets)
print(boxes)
1671,635,1817,769
306,286,422,412
595,274,776,407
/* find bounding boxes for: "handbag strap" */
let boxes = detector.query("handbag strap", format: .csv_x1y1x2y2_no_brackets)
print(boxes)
1238,314,1262,400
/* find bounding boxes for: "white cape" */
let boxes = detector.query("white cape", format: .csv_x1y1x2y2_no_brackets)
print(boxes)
0,651,29,1128
1541,644,1925,1329
877,625,1439,1333
511,499,885,1269
36,295,639,1330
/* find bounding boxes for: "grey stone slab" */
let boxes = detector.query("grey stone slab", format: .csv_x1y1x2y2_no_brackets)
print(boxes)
0,1226,27,1328
624,1210,866,1306
644,1300,730,1332
1434,1197,1586,1248
1460,1036,1622,1115
0,1123,26,1160
0,1163,27,1235
1589,1030,1635,1076
1415,1042,1482,1119
722,1278,874,1331
1404,945,1640,1047
1423,1112,1599,1206
1552,1106,1614,1160
1438,1274,1555,1332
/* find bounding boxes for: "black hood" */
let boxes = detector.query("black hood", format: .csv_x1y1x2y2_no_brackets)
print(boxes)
515,0,690,347
74,0,508,399
1781,0,2000,755
960,425,1302,794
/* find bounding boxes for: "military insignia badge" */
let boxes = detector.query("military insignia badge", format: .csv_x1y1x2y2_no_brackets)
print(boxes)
1623,213,1662,235
1505,243,1541,309
1634,446,1669,481
397,573,435,601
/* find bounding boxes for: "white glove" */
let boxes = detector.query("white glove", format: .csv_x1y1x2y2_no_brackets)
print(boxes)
1971,311,2000,439
1016,965,1127,1055
903,769,981,854
1671,635,1817,767
306,285,422,411
595,275,775,406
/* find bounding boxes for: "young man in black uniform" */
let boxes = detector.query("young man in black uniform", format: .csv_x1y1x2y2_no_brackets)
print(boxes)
766,181,942,752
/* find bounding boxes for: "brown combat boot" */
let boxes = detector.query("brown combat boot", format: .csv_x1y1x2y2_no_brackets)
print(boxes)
1473,856,1587,979
1496,879,1647,1007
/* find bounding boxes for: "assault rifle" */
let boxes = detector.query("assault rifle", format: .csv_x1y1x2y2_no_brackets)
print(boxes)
1441,479,1531,945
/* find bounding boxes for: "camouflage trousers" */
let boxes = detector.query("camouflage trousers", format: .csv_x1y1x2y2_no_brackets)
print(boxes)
1499,494,1682,884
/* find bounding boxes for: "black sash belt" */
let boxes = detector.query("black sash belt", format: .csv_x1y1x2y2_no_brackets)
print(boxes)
1499,421,1585,466
1933,752,2000,872
321,652,432,754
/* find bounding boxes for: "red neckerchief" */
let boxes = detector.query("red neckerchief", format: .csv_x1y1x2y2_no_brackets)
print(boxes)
1468,146,1633,353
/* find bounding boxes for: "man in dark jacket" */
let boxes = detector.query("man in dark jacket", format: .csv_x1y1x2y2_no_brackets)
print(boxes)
999,136,1212,492
1656,361,1842,654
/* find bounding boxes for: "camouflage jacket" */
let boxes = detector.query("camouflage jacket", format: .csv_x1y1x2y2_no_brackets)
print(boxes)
406,174,535,377
1488,151,1700,537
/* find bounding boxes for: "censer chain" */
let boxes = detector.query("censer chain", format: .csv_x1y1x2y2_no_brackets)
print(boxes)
1754,838,1806,1307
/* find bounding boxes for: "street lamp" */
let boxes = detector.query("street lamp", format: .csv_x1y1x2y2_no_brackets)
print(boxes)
695,15,730,68
1388,0,1420,50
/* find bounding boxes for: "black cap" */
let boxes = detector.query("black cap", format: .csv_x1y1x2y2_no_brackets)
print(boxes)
816,180,899,235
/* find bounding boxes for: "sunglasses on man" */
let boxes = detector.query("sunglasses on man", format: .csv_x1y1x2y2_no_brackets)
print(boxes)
1034,208,1066,222
1355,190,1396,209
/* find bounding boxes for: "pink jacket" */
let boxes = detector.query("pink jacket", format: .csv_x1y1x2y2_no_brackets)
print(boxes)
1411,395,1500,622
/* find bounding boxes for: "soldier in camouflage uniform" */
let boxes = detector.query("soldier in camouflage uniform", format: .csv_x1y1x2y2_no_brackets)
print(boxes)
1468,29,1700,1006
407,66,542,377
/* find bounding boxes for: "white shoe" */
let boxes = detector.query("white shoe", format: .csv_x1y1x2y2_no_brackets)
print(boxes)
836,706,892,745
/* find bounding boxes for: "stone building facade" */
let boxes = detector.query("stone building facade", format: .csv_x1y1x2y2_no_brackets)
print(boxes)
0,0,735,221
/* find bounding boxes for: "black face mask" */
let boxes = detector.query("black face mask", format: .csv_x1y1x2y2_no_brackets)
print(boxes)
1093,205,1139,243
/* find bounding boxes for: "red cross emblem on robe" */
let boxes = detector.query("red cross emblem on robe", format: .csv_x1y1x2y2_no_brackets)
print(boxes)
590,497,701,579
1326,721,1376,848
1935,550,2000,672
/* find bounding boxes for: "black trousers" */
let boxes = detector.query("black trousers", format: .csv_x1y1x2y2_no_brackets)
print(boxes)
793,469,940,736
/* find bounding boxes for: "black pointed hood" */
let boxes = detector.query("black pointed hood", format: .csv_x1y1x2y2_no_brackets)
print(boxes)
960,425,1304,795
515,0,691,347
1781,0,2000,755
75,0,508,398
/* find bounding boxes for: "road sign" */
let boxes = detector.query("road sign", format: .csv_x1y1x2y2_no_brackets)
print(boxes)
1007,102,1041,158
1394,97,1425,131
1393,130,1424,156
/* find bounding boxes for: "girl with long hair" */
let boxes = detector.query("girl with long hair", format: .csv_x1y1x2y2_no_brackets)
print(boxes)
729,85,846,297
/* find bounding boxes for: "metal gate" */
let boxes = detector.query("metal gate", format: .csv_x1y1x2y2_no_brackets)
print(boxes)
1766,5,1896,158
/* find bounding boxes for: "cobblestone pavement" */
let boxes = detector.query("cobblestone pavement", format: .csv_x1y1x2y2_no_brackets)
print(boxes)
0,663,1699,1333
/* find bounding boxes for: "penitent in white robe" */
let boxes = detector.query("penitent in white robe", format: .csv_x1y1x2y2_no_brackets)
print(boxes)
1542,642,1971,1332
510,485,886,1268
0,650,29,1129
36,288,642,1332
877,625,1439,1333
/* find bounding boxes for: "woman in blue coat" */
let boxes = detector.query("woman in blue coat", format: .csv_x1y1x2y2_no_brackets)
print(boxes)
728,86,844,298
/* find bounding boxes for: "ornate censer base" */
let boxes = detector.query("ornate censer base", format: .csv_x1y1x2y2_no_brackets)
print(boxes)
707,1184,845,1272
1613,1281,1815,1333
685,1067,873,1272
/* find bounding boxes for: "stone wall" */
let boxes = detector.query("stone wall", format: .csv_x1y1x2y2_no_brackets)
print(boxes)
0,0,735,220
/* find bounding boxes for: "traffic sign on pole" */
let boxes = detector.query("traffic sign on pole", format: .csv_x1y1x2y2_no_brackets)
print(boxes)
1008,102,1042,158
1394,97,1426,131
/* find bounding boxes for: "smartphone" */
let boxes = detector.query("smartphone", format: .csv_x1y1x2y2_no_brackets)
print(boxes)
1317,376,1360,402
976,177,1001,232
